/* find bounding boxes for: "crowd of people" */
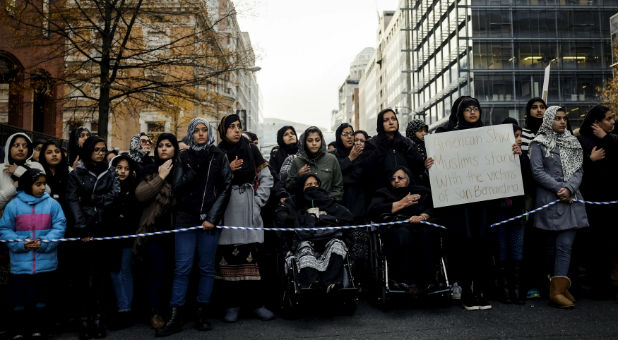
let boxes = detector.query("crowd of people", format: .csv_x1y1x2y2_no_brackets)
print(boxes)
0,97,616,339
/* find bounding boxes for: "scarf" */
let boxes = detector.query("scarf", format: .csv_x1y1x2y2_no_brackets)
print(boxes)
531,106,583,181
186,118,215,151
129,133,151,163
334,123,353,158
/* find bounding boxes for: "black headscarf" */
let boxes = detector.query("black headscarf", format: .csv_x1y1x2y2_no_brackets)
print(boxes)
38,140,69,197
376,108,399,136
335,123,353,157
301,126,326,160
294,173,332,210
218,114,267,185
580,105,611,137
110,153,137,191
80,136,108,174
455,97,484,130
68,126,90,165
386,166,416,198
276,125,298,155
524,97,546,134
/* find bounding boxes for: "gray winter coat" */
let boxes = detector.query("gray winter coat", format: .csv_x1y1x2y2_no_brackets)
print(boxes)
529,142,588,231
219,166,273,245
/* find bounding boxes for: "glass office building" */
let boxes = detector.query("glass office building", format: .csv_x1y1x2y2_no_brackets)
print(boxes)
409,0,617,128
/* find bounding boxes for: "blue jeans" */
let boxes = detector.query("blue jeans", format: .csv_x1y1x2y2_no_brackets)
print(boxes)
170,229,221,307
110,248,134,312
495,222,525,263
544,230,577,277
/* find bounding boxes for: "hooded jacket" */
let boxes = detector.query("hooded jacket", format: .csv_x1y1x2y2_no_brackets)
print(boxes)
0,133,49,212
0,191,66,274
285,127,344,201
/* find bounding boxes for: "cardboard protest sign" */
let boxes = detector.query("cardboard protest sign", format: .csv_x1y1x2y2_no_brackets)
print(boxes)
424,124,524,208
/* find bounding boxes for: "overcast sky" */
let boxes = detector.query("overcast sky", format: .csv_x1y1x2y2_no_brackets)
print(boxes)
235,0,399,131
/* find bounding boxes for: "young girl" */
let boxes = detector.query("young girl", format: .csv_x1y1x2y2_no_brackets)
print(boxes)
0,168,66,339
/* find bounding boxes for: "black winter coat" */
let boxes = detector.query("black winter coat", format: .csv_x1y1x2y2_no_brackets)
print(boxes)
65,164,121,237
364,134,425,191
368,185,434,222
174,146,232,226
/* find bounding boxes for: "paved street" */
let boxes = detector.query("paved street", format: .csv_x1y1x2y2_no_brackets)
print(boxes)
57,298,618,340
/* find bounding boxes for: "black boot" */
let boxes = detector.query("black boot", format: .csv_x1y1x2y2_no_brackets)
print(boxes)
510,262,525,305
78,316,92,340
195,304,212,331
155,306,183,337
10,309,27,340
91,314,106,339
31,306,49,339
497,263,512,304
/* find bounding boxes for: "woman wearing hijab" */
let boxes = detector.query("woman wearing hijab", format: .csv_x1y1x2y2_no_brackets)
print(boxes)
521,98,547,154
275,173,353,290
364,109,426,192
0,133,49,214
215,114,275,323
530,106,588,309
129,132,154,178
68,126,90,169
577,105,617,298
65,136,120,339
134,133,181,329
431,97,520,311
286,126,343,201
270,126,299,175
368,166,437,293
156,118,232,337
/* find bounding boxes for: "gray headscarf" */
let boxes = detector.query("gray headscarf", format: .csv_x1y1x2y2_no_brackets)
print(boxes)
187,118,215,151
531,106,583,181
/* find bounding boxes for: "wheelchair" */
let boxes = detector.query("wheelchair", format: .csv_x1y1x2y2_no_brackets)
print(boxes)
278,235,359,318
368,214,452,308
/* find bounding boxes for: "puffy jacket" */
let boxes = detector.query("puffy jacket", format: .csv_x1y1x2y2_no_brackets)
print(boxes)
0,191,66,274
65,163,120,237
174,145,232,226
0,132,50,212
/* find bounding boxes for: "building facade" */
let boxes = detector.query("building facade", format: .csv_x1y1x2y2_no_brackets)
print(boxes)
409,0,616,129
0,0,65,138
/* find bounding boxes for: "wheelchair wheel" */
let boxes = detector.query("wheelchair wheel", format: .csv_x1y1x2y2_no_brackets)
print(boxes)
280,289,300,319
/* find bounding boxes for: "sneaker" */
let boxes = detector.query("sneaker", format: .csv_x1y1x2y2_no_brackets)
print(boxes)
527,288,541,299
223,307,240,323
462,292,479,311
253,306,275,321
477,294,492,310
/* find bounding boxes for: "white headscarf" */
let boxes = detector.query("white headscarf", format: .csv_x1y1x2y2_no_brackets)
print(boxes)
531,106,583,181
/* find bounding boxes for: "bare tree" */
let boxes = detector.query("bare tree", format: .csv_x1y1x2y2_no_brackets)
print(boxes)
1,0,255,138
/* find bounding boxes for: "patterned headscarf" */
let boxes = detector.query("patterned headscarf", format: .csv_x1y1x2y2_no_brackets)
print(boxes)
406,119,428,139
186,118,215,151
531,106,583,181
129,132,151,163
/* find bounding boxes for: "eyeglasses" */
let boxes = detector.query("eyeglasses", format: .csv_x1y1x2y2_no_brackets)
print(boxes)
341,132,354,137
390,175,407,182
140,139,152,145
464,107,480,113
94,147,107,153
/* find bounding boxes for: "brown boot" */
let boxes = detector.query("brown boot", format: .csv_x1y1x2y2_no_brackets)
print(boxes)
549,276,575,309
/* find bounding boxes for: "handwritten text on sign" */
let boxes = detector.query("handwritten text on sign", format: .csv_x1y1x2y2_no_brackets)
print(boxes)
424,124,524,208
